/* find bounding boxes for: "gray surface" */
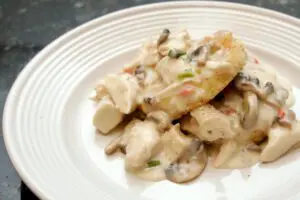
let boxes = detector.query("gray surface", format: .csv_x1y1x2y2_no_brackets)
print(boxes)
1,0,300,199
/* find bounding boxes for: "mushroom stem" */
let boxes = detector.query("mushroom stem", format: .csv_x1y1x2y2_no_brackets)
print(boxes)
157,29,170,46
242,91,258,129
105,136,122,155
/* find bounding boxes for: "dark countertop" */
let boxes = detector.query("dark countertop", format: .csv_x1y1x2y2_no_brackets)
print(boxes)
1,0,300,199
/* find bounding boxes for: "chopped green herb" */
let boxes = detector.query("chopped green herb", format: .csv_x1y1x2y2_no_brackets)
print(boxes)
147,160,161,167
178,71,194,80
168,49,186,58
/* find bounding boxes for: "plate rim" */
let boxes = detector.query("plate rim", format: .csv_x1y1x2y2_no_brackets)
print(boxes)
3,1,300,199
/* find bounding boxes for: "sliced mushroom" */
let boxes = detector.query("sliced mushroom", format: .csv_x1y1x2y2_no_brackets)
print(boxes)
260,121,300,162
242,91,258,129
189,44,211,67
147,111,171,132
234,68,289,109
105,135,122,155
134,65,146,83
157,28,170,46
104,73,140,114
262,82,274,97
164,140,207,183
168,49,186,59
234,72,260,94
93,96,124,134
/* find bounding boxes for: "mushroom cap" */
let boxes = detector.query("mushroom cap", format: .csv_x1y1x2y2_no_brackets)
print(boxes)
164,140,207,183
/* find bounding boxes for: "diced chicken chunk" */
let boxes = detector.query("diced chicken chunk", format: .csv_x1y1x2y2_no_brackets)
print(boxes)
182,105,239,141
104,73,140,114
93,97,124,134
260,121,300,162
123,120,160,171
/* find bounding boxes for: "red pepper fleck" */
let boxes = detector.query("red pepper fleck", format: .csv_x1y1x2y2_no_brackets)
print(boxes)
278,108,285,119
123,67,135,74
254,58,260,64
221,106,236,115
178,86,195,96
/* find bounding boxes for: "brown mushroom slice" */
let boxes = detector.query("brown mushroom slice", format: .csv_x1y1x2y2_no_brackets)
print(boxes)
189,44,211,67
104,73,140,114
234,67,290,108
186,104,239,141
260,121,300,162
147,111,171,132
157,28,170,46
164,140,207,183
242,91,259,129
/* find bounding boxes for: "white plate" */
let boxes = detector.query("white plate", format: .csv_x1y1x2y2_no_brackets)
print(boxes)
3,1,300,200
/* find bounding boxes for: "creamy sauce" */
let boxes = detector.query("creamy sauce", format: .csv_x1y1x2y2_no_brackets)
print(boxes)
219,146,260,169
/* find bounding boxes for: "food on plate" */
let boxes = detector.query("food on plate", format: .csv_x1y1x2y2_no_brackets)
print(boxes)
90,29,299,183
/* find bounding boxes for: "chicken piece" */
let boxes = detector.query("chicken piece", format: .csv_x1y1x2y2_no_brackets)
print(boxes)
93,96,124,134
133,40,161,67
105,119,160,171
104,73,140,114
260,121,300,162
89,80,108,102
147,111,171,132
182,105,239,142
156,57,193,84
142,31,247,119
159,124,192,164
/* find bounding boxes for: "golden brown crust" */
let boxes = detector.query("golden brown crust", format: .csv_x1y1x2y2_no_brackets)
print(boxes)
141,32,247,119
